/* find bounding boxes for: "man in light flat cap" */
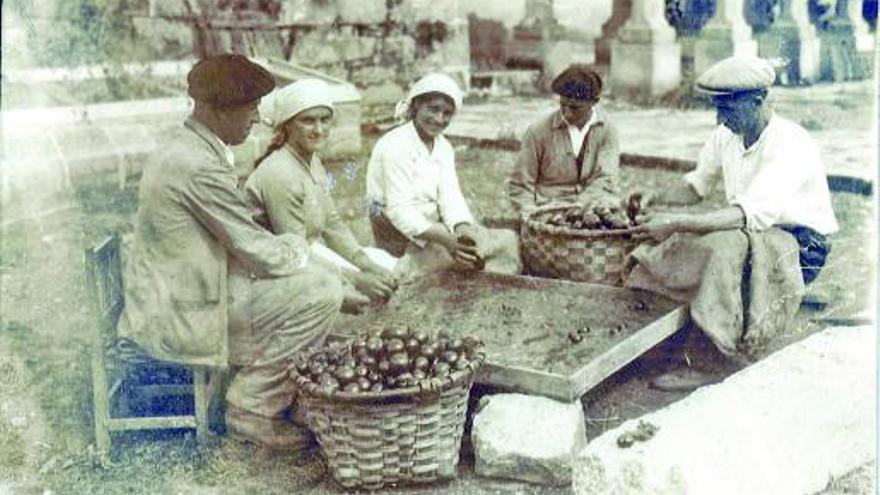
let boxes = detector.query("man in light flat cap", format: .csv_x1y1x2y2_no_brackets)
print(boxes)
628,56,838,391
119,54,343,450
508,64,621,215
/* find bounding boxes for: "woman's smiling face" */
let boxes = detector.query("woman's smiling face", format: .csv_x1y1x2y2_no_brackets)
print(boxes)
411,93,456,142
285,106,333,157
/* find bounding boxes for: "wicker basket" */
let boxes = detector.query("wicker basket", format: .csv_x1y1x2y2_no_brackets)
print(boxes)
290,348,485,490
520,204,637,286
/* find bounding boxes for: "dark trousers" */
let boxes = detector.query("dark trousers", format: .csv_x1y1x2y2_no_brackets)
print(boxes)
778,224,830,285
369,210,411,258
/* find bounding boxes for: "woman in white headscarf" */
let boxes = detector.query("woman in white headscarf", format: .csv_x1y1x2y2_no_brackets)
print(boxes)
244,78,397,310
365,73,521,277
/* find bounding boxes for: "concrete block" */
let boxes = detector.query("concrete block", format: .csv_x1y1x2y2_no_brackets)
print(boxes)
693,29,758,77
692,0,758,76
610,40,682,97
545,40,595,79
573,325,876,495
472,393,587,486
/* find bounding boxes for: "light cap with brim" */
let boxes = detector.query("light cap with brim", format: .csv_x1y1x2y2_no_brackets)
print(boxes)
260,78,335,128
695,56,776,96
393,73,463,121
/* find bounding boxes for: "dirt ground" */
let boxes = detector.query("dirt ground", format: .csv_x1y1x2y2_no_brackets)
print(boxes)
0,81,876,494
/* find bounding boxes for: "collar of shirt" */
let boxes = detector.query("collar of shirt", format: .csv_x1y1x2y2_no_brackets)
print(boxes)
403,121,443,160
283,143,324,185
738,112,776,157
185,116,236,167
552,104,605,129
560,108,598,156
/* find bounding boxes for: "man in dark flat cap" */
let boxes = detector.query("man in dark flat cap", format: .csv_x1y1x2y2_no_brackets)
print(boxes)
508,64,621,214
119,54,343,450
628,56,838,391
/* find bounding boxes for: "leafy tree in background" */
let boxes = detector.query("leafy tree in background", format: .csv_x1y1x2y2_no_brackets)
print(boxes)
20,0,150,67
6,0,168,103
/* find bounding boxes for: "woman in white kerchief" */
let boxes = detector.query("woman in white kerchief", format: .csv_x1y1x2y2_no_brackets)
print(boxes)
244,78,398,311
365,73,521,278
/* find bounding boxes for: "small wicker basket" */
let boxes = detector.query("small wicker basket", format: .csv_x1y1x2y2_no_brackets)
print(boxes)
520,204,637,286
290,348,485,490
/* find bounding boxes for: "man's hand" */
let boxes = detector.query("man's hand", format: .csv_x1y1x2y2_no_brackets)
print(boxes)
631,212,694,243
634,182,701,208
633,206,745,242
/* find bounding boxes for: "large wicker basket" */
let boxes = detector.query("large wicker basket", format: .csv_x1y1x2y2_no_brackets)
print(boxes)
290,348,485,490
520,204,637,286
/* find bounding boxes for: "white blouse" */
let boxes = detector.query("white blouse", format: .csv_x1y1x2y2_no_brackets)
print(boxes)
365,122,474,243
684,114,839,235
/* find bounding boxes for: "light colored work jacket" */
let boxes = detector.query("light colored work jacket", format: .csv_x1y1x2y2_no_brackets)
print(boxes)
508,106,621,213
119,117,307,367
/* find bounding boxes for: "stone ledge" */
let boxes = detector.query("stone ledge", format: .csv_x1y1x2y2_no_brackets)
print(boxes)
573,325,876,495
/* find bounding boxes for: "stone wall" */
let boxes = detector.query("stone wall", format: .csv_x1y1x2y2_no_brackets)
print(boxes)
465,0,605,76
278,0,470,108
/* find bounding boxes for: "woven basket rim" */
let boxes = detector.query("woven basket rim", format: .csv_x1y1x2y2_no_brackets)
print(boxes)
523,204,636,239
291,347,486,405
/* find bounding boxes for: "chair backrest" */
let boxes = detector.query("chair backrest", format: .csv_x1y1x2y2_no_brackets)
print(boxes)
84,234,125,379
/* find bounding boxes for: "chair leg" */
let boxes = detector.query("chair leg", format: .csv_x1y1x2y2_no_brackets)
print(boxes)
91,353,112,463
193,368,210,442
206,368,232,434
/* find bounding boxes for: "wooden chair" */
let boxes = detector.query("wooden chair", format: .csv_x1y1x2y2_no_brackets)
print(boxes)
85,233,214,462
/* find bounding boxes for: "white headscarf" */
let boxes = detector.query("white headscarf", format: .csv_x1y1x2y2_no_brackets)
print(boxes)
260,78,335,128
393,72,463,122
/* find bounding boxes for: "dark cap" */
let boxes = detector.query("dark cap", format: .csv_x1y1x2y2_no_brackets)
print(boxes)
551,64,602,101
187,54,275,106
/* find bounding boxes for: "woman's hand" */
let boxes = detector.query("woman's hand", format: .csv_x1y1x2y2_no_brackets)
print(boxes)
340,284,371,314
350,270,397,303
450,224,485,270
415,223,483,270
439,235,482,269
358,259,398,289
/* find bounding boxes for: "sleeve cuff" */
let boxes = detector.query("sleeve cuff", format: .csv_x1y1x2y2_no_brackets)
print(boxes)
682,171,707,198
278,233,310,269
443,213,473,235
390,217,430,248
731,199,772,231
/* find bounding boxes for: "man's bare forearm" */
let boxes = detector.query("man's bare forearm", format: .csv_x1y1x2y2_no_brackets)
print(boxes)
678,206,746,233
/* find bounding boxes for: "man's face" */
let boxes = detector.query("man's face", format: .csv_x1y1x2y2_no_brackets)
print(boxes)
559,96,596,128
412,93,455,141
285,106,333,157
712,92,760,135
213,100,261,145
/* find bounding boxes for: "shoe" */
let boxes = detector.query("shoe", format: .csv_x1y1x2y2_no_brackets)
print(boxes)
226,405,317,453
279,404,310,428
648,368,725,392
